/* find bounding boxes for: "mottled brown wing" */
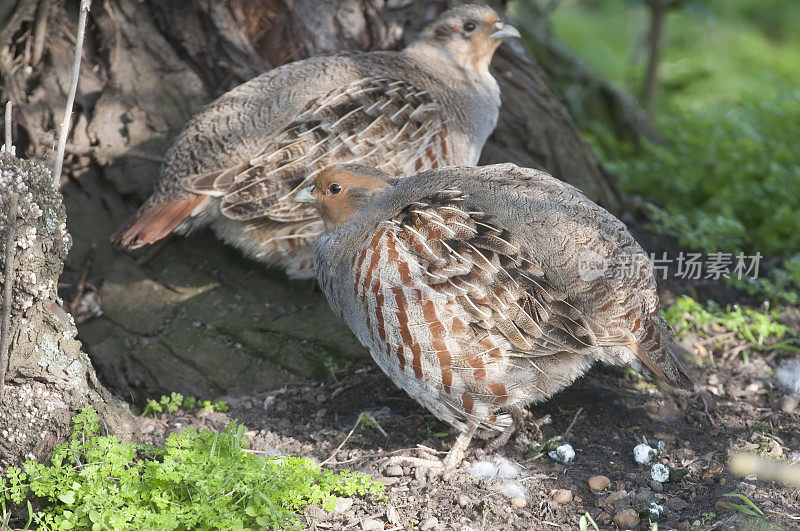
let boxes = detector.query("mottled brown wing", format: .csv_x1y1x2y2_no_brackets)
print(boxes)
390,192,610,360
181,77,449,223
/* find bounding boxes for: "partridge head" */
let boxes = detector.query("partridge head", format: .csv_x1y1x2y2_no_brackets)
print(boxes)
299,163,692,468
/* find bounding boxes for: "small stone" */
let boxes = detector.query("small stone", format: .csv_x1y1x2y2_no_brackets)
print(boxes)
305,505,330,521
715,500,730,512
315,393,327,403
511,497,527,508
650,479,664,492
334,497,353,513
769,441,784,457
548,443,575,464
635,488,654,504
458,494,471,507
634,443,657,464
651,463,670,483
414,466,428,482
647,502,665,518
603,490,627,505
420,516,439,530
613,509,641,529
386,505,399,525
262,395,276,410
780,395,798,413
384,465,404,477
361,517,384,531
588,475,611,491
378,476,400,486
666,497,689,511
242,400,253,409
552,489,572,504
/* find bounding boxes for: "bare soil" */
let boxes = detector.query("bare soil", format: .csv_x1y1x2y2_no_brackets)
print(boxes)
139,339,800,530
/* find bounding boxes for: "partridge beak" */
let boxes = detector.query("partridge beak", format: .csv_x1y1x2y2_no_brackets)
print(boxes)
491,21,520,40
294,186,317,204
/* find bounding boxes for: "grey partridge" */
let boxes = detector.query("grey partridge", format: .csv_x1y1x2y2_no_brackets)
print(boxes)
295,163,693,466
111,5,520,279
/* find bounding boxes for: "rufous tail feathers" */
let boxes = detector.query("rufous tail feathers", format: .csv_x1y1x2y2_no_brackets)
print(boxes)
111,194,207,249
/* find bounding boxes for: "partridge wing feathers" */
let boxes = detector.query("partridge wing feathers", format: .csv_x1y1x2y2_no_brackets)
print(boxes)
389,192,607,359
181,76,450,223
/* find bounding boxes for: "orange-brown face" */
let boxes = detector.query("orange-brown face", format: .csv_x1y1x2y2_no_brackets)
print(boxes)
294,166,391,231
421,5,520,71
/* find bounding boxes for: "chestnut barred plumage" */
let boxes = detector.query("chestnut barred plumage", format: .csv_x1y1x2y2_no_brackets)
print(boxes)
297,163,692,466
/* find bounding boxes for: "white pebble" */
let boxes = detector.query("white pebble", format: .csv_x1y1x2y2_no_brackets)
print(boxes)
776,359,800,394
648,501,665,518
548,443,575,464
651,463,670,483
634,443,657,464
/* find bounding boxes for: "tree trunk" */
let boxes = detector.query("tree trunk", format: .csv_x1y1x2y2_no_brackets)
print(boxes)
1,0,625,404
0,154,137,468
641,0,668,106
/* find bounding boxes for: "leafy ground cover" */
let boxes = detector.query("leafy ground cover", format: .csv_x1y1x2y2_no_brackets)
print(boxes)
0,408,383,530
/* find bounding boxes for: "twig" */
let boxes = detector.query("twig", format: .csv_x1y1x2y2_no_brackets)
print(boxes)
53,0,92,188
563,407,583,438
31,0,53,66
700,395,718,428
3,101,11,154
320,412,364,466
0,195,19,394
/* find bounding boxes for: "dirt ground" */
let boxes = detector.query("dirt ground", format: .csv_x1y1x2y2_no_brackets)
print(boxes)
136,331,800,530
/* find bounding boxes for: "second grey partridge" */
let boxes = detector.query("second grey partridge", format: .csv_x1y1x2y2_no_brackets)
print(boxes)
295,163,693,466
112,5,520,279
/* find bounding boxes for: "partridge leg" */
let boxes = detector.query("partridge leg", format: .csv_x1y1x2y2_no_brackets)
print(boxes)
442,423,478,468
484,412,525,453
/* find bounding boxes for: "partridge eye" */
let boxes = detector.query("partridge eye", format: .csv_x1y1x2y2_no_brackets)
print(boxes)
463,21,476,32
328,183,342,195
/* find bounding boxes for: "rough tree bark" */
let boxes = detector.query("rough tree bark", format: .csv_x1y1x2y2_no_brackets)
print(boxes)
0,0,633,405
0,154,136,467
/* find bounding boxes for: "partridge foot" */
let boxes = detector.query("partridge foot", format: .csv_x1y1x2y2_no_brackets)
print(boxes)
385,423,478,470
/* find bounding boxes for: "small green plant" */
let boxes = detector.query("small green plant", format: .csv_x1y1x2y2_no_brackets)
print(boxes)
690,512,716,530
323,356,340,384
426,419,450,439
525,435,566,459
360,413,379,432
579,511,600,531
721,493,764,517
141,393,229,417
0,408,384,530
663,296,796,363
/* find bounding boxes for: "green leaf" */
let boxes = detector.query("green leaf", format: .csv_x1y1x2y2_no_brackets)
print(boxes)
58,491,76,505
722,493,764,516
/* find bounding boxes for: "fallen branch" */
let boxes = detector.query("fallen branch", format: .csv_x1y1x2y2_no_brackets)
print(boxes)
53,0,92,187
0,194,19,394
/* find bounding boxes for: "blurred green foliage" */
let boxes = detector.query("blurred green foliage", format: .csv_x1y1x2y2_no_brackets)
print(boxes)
513,0,800,263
